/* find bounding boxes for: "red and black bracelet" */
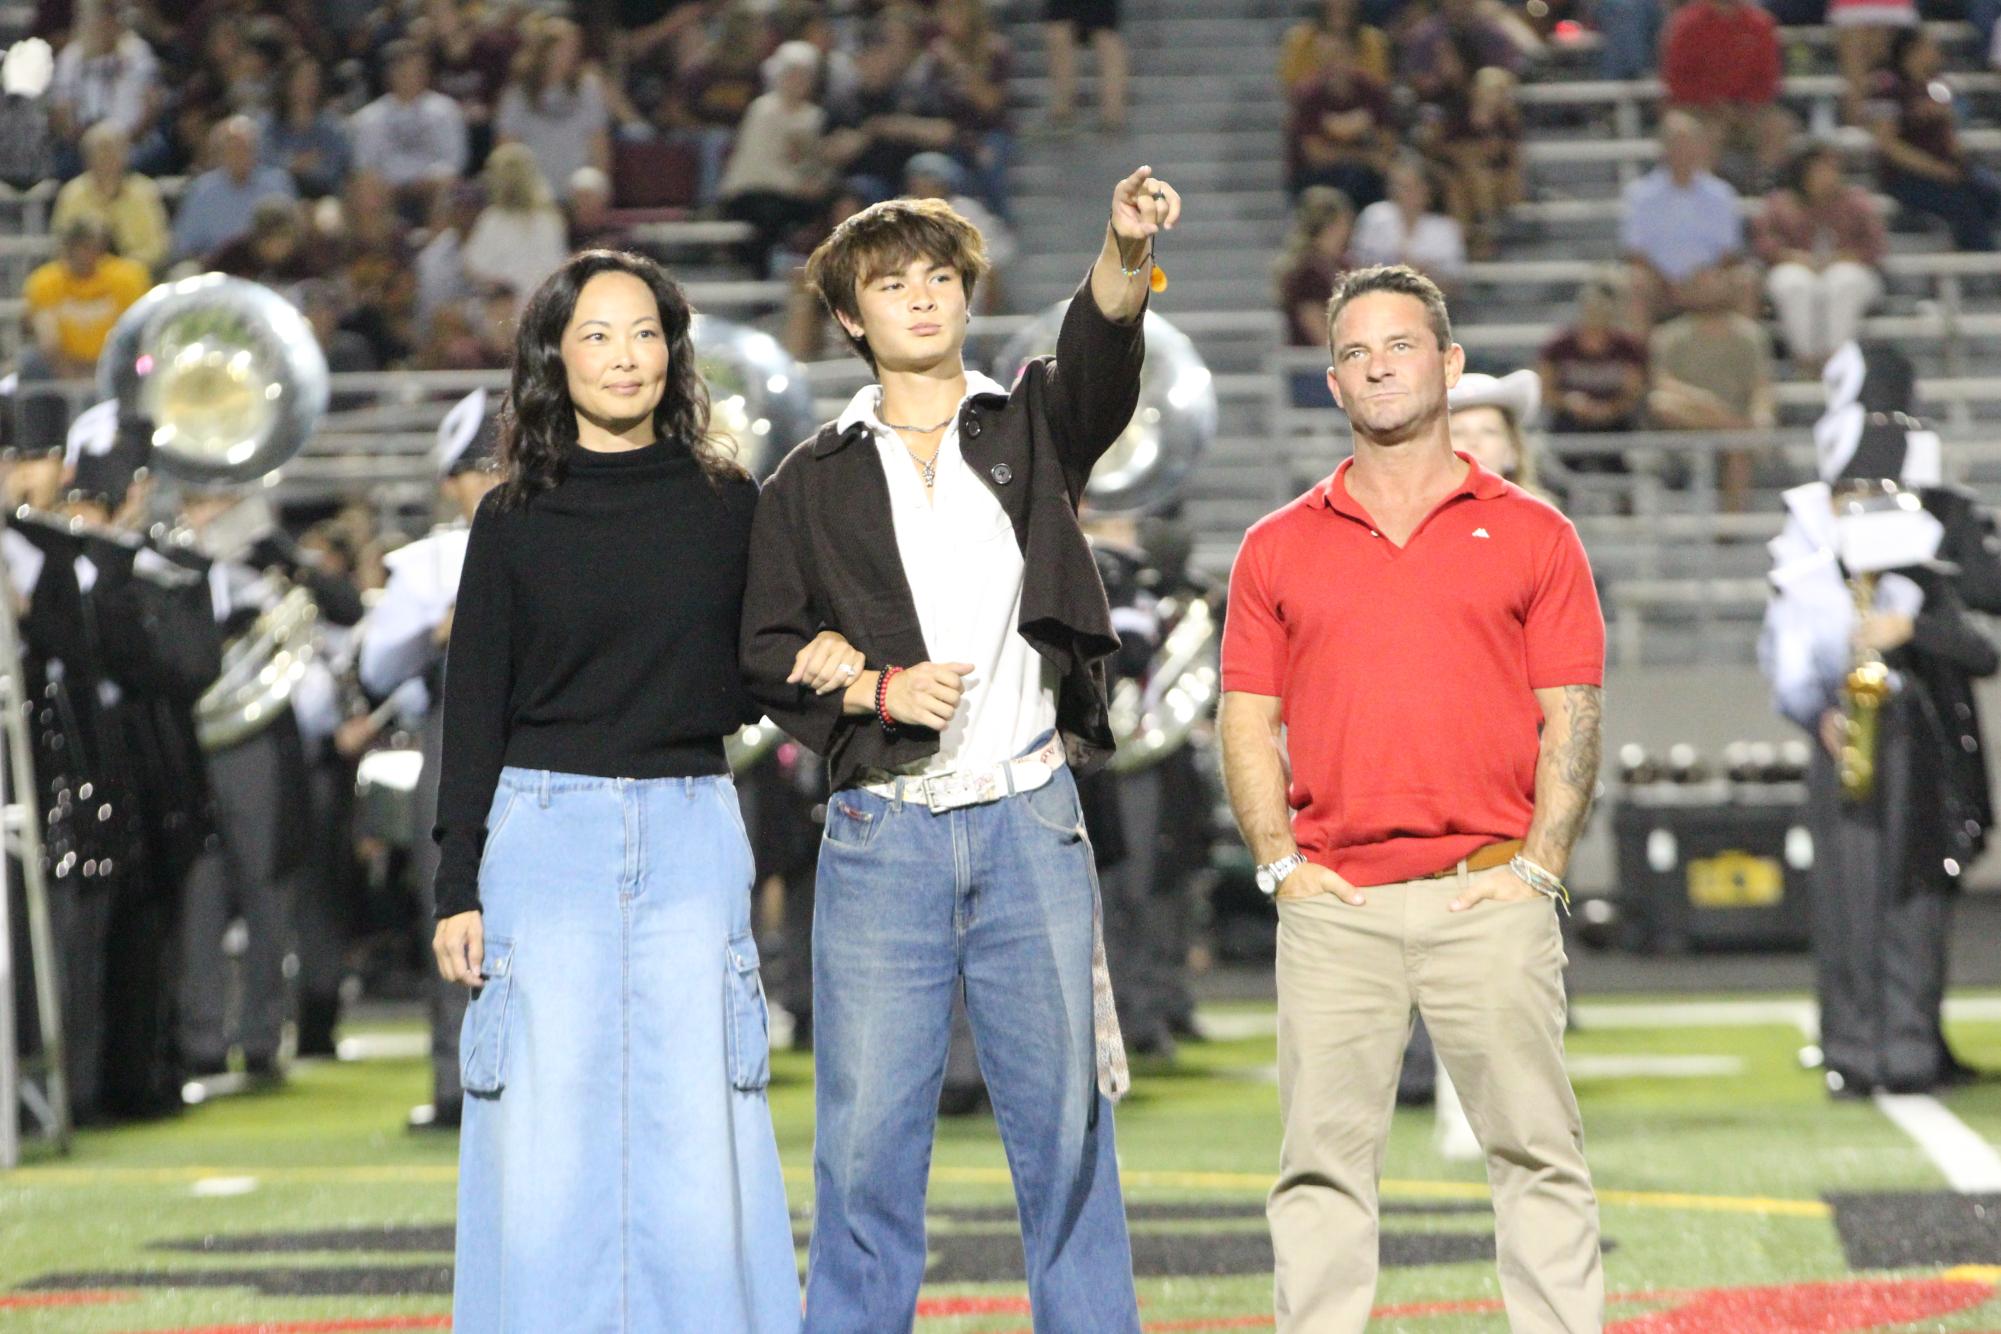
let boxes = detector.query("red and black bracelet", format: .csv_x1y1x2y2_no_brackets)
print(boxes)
875,665,904,733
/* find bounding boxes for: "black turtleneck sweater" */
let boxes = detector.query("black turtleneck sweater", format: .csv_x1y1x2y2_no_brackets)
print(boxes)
432,438,761,917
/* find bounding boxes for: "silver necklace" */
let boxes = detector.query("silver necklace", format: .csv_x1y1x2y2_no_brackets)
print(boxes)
882,413,954,487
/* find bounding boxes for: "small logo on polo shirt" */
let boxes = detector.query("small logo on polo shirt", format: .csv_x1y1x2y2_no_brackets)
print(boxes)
1472,527,1491,539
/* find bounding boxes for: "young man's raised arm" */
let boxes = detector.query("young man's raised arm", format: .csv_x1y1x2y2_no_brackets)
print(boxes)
1044,166,1183,490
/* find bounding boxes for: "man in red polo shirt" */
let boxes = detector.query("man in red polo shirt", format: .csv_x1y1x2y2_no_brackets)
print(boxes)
1219,264,1605,1333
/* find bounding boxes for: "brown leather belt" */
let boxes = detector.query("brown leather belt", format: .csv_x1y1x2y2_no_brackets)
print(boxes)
1421,838,1524,880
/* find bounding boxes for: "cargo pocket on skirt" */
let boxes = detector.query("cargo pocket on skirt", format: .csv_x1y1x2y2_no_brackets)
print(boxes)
725,929,772,1093
459,937,515,1098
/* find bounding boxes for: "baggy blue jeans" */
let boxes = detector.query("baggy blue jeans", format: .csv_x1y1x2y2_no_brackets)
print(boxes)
803,758,1140,1333
453,768,801,1332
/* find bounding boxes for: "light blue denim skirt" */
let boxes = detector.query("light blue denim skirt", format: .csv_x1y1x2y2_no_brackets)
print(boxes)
452,768,800,1332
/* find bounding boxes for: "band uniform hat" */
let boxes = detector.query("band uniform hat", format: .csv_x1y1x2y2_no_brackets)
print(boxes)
437,387,499,478
65,397,151,508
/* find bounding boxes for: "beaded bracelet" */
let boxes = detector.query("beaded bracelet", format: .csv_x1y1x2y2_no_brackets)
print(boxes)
1508,854,1572,915
875,665,904,733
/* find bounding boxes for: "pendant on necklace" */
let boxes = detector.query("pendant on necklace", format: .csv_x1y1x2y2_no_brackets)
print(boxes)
922,457,936,487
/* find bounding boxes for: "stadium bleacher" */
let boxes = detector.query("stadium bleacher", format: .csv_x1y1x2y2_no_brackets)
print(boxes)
6,0,1999,667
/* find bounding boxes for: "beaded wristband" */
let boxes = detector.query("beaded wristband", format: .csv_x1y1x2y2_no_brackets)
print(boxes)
875,665,904,733
1508,854,1572,915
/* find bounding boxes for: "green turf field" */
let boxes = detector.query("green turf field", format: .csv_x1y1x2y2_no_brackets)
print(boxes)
11,995,2001,1332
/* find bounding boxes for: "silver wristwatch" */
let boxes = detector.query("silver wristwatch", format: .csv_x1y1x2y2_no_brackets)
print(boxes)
1255,852,1308,897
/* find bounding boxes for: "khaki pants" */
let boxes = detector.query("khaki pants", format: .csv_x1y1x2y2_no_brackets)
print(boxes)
1269,866,1604,1333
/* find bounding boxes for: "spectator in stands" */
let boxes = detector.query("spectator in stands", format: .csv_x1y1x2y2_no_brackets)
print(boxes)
1660,0,1791,186
461,142,567,312
331,171,419,366
1279,0,1393,90
1416,56,1523,257
1755,140,1888,370
1284,30,1392,207
1648,266,1775,510
719,40,831,277
675,3,773,207
170,115,299,267
566,167,630,251
1398,0,1535,103
774,0,859,106
1043,0,1127,133
21,216,150,378
1537,275,1649,444
823,15,957,203
419,0,521,169
1830,0,1918,117
1869,28,2001,252
48,5,163,177
349,39,468,225
223,18,294,120
416,180,486,329
1448,370,1549,498
170,19,299,169
932,0,1015,220
52,121,170,276
495,16,611,201
298,279,381,378
262,55,352,199
1620,111,1748,322
1595,0,1661,80
1350,155,1466,287
1274,185,1356,348
207,196,322,286
413,291,509,370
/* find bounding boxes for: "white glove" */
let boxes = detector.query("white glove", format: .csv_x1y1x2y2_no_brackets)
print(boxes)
1,39,55,99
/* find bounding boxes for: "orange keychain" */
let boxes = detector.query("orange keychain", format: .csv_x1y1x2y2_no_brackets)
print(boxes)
1148,186,1169,291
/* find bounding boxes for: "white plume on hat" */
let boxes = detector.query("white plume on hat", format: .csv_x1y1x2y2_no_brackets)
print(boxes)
435,388,489,478
64,400,120,472
1,38,55,99
1448,369,1540,426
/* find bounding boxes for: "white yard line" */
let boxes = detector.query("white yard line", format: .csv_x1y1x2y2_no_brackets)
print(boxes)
1568,1054,1745,1079
1872,1092,2001,1193
332,1032,431,1062
1571,999,1819,1036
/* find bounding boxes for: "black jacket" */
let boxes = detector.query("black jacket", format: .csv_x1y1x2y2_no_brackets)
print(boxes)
1897,486,2001,873
740,275,1147,793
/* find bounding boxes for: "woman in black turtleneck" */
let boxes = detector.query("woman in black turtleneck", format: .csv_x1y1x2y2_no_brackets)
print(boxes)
430,250,803,1331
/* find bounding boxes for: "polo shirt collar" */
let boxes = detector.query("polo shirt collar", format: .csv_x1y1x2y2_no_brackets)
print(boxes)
1317,450,1506,521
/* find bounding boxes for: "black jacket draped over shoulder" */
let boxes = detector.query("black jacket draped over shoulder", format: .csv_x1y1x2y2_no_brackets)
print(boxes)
739,274,1147,793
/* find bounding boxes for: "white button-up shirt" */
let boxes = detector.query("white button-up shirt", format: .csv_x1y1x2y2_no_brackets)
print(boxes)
839,374,1058,777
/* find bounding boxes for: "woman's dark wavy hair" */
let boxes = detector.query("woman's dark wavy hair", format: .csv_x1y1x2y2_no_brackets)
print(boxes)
493,249,746,508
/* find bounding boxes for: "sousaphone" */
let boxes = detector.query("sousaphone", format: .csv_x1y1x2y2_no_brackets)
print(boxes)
99,275,331,749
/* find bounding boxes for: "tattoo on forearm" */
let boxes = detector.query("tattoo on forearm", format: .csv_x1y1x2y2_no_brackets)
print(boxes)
1555,685,1603,792
1529,685,1603,865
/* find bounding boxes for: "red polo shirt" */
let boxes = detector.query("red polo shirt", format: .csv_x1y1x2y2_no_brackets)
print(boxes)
1221,453,1603,887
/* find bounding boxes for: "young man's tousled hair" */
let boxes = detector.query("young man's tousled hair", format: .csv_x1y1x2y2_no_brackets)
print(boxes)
1323,264,1453,360
804,197,991,371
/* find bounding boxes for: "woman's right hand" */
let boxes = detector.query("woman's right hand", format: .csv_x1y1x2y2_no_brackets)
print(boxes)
434,911,485,986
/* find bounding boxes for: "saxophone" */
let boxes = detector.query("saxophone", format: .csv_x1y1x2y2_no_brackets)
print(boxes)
1830,477,1921,802
1838,569,1893,802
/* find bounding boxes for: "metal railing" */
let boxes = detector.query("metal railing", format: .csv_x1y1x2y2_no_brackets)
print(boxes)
1264,346,2001,663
